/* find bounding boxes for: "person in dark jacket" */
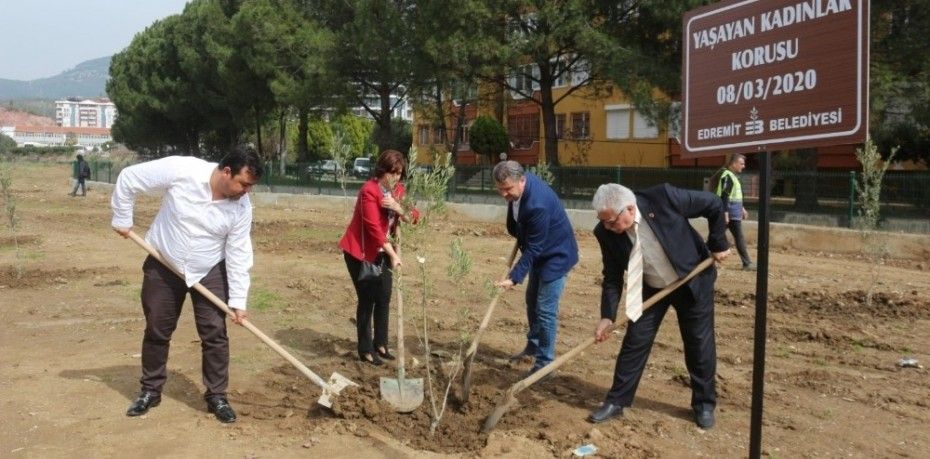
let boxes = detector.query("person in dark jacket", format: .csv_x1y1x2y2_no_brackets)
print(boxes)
587,183,730,429
69,154,91,197
493,160,578,377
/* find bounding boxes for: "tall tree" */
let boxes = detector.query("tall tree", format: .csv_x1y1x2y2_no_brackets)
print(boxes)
310,0,421,153
231,0,334,166
871,0,930,166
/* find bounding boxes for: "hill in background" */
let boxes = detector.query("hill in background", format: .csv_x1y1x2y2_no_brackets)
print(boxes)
0,106,56,126
0,56,110,101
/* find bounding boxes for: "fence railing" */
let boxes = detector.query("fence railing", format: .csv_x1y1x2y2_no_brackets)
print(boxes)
81,160,930,229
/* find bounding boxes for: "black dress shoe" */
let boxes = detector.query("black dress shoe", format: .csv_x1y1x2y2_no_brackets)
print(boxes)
126,391,161,416
587,402,624,424
359,352,384,366
207,397,237,423
376,348,396,361
695,410,715,429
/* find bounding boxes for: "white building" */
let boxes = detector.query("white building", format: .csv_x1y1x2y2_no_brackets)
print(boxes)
55,98,118,129
352,94,414,122
0,125,112,149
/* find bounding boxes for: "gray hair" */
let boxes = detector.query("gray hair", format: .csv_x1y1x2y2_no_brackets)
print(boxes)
592,183,636,214
492,160,524,183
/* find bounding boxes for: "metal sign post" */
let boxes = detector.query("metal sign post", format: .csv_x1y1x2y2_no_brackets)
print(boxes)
680,1,869,456
750,149,771,458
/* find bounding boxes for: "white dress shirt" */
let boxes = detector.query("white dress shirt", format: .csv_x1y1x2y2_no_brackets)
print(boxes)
630,206,678,289
111,156,254,309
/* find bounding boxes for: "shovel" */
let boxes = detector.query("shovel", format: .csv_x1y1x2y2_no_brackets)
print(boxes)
461,241,519,403
481,257,715,433
379,232,424,412
378,272,424,412
125,230,357,408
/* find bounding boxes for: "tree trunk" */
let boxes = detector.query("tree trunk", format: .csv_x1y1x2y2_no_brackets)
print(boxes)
278,110,287,175
375,84,393,153
450,101,467,165
537,60,560,166
254,106,264,158
297,108,309,162
793,148,820,210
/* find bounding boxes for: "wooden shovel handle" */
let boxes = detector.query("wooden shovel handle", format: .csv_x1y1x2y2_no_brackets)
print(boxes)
511,257,715,391
125,230,333,391
482,257,716,433
464,241,520,358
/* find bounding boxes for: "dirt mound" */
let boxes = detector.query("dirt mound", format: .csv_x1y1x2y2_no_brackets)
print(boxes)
769,289,930,320
0,265,111,288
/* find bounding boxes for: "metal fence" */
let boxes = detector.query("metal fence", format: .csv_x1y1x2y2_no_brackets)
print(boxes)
83,160,930,229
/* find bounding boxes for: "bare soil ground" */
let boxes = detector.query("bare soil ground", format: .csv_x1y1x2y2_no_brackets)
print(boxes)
2,162,929,458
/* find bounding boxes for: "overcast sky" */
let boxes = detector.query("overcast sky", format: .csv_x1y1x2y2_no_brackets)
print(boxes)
0,0,191,80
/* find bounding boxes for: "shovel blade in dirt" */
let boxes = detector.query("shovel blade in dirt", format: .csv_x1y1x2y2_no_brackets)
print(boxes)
126,230,360,409
318,372,358,408
379,375,424,413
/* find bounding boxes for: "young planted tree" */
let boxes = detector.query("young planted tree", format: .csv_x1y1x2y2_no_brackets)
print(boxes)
854,139,898,304
0,157,22,279
394,147,472,434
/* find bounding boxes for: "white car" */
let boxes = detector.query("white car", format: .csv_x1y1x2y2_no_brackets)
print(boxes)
309,159,338,175
352,157,371,178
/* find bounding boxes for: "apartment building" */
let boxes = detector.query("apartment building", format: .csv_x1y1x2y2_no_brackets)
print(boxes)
414,60,674,168
55,98,118,129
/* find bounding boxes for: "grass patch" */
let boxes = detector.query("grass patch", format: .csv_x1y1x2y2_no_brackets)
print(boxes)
250,287,284,311
286,226,341,242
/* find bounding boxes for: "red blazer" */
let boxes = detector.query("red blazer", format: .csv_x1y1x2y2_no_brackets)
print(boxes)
339,179,418,262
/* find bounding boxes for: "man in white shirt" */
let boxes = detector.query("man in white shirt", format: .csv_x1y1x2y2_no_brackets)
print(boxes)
111,146,262,423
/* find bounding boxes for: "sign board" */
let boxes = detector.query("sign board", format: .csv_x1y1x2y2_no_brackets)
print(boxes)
681,0,869,157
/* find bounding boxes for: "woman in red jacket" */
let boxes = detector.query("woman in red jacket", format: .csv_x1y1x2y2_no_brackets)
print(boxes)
338,150,419,365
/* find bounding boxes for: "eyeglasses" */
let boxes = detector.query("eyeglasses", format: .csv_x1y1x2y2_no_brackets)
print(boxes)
600,207,628,225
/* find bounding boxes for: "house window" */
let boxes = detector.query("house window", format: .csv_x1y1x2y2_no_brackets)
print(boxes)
552,59,567,88
555,114,566,139
510,64,540,97
508,113,540,149
570,112,590,139
633,111,659,138
570,59,590,86
457,122,471,150
606,107,631,139
418,125,431,145
433,127,445,145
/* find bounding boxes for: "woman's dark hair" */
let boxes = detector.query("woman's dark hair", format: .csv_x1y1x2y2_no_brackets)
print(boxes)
219,145,264,178
76,154,84,161
374,149,406,178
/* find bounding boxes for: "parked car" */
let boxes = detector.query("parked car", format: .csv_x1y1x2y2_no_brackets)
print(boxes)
351,157,371,178
308,159,338,175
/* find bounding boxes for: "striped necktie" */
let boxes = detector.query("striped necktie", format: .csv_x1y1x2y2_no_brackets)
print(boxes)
625,222,644,322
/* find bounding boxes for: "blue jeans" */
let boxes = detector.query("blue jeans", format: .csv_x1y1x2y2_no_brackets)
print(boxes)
523,271,567,370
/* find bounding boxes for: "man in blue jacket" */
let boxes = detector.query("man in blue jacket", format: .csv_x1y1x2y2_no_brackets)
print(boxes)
493,160,578,377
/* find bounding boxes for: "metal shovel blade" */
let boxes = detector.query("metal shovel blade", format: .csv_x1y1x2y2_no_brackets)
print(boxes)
379,376,424,413
317,372,358,408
